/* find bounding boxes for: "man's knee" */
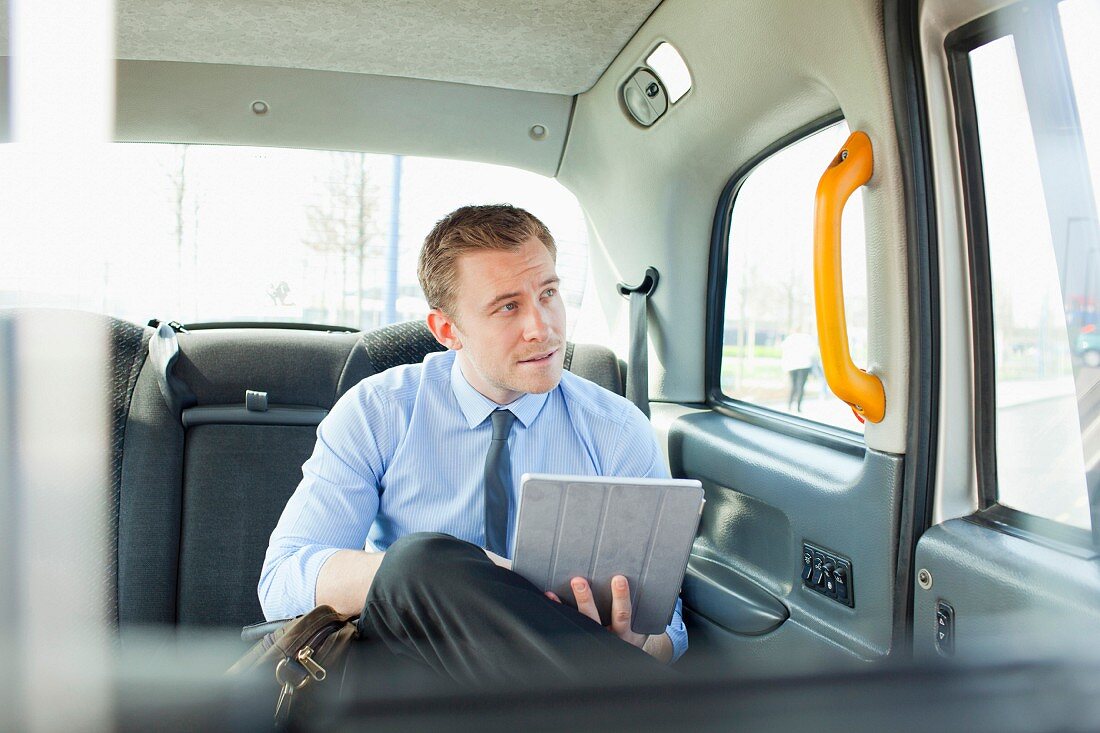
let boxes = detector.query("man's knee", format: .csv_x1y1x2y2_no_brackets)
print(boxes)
376,532,479,589
386,531,467,563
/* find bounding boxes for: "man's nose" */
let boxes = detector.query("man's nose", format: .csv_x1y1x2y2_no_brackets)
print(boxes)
523,303,550,341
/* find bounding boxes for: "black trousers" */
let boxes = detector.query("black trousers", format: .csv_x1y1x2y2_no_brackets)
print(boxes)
349,532,673,690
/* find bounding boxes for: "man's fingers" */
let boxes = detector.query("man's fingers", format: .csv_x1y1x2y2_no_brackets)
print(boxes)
545,591,561,603
571,578,601,623
610,575,633,636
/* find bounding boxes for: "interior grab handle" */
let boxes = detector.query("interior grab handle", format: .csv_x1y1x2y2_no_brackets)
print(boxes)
813,131,885,424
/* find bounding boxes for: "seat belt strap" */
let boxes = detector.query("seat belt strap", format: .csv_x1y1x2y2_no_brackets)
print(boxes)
149,321,197,420
618,268,659,419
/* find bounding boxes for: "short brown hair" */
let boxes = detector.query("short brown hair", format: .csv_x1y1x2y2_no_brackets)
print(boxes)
417,204,557,314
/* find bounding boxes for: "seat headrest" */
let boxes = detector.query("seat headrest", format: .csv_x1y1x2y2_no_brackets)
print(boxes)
173,328,362,407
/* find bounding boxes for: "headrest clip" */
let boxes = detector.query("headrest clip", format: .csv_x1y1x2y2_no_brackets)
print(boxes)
245,390,269,412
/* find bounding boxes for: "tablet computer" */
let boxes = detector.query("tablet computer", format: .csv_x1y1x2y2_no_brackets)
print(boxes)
511,473,704,635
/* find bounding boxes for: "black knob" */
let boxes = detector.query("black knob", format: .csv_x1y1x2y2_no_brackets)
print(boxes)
645,82,660,98
822,562,836,594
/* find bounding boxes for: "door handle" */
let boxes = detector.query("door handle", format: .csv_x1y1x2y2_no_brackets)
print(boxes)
682,555,789,636
813,131,885,424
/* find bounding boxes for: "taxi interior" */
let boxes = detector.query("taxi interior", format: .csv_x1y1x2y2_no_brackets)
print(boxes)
2,0,1100,730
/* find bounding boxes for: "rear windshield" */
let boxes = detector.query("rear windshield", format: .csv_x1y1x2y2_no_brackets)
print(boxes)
0,144,589,333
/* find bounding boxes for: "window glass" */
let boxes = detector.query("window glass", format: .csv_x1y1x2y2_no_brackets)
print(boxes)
968,1,1100,531
0,145,589,335
720,120,868,433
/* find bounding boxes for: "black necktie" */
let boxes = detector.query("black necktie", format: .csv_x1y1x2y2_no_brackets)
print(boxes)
483,409,516,555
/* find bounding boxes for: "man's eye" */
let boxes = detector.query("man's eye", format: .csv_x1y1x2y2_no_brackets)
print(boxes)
500,303,517,312
543,288,557,298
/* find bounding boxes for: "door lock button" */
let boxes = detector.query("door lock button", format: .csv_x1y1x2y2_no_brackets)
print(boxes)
802,543,854,607
810,551,827,586
801,549,814,582
834,565,850,603
935,600,955,656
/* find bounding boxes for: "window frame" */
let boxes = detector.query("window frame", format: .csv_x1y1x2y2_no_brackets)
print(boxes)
947,0,1099,548
705,111,866,457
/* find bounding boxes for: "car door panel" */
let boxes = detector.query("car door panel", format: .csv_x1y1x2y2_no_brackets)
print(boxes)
913,520,1100,661
655,405,906,671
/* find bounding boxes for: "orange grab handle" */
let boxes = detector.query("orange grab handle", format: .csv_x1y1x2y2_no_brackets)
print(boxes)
813,131,885,424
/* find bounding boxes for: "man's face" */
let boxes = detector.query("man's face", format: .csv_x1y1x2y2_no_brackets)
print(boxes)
430,236,566,405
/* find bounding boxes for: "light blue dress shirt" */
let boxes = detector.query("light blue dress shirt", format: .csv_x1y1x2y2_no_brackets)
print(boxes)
259,348,687,661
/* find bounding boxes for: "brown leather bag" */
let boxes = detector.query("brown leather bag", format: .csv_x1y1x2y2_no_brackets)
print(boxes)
228,605,359,725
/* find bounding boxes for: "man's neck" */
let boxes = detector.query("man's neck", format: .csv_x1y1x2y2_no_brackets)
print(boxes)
455,352,524,406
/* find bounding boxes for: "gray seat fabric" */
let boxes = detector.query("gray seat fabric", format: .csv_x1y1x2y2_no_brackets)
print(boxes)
117,350,186,627
106,316,152,625
114,320,626,630
118,328,366,627
568,342,626,397
175,424,323,625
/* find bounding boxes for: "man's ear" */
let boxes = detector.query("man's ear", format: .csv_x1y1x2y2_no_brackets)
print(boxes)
426,309,462,350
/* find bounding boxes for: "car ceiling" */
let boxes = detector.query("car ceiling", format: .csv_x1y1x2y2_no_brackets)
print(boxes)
0,0,662,95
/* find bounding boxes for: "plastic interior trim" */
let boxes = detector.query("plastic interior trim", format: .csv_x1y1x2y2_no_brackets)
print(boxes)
884,0,941,657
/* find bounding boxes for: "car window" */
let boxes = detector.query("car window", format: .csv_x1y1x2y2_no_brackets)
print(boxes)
960,0,1099,531
0,144,590,335
718,119,868,434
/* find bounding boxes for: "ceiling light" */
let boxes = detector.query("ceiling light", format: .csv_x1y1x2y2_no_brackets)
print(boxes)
646,42,692,103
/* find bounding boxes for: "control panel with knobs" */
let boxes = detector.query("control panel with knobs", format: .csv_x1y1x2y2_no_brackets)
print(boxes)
801,542,854,608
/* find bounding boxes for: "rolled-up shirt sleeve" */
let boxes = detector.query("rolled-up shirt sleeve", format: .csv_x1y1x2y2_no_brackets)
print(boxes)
608,403,690,663
258,382,392,620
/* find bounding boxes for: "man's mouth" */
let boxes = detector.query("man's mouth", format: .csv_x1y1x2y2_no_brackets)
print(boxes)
518,348,559,365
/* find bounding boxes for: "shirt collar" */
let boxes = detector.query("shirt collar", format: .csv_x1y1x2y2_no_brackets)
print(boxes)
449,351,550,430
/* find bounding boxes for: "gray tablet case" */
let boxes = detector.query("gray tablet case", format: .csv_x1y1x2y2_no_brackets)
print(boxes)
511,473,705,635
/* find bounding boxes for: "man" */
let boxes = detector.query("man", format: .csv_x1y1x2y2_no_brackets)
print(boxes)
781,331,815,413
259,204,686,683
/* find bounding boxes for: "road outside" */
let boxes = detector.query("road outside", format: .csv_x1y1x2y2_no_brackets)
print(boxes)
996,377,1092,530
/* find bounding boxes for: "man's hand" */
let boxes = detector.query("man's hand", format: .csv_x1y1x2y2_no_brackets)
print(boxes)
572,575,647,647
546,575,672,662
